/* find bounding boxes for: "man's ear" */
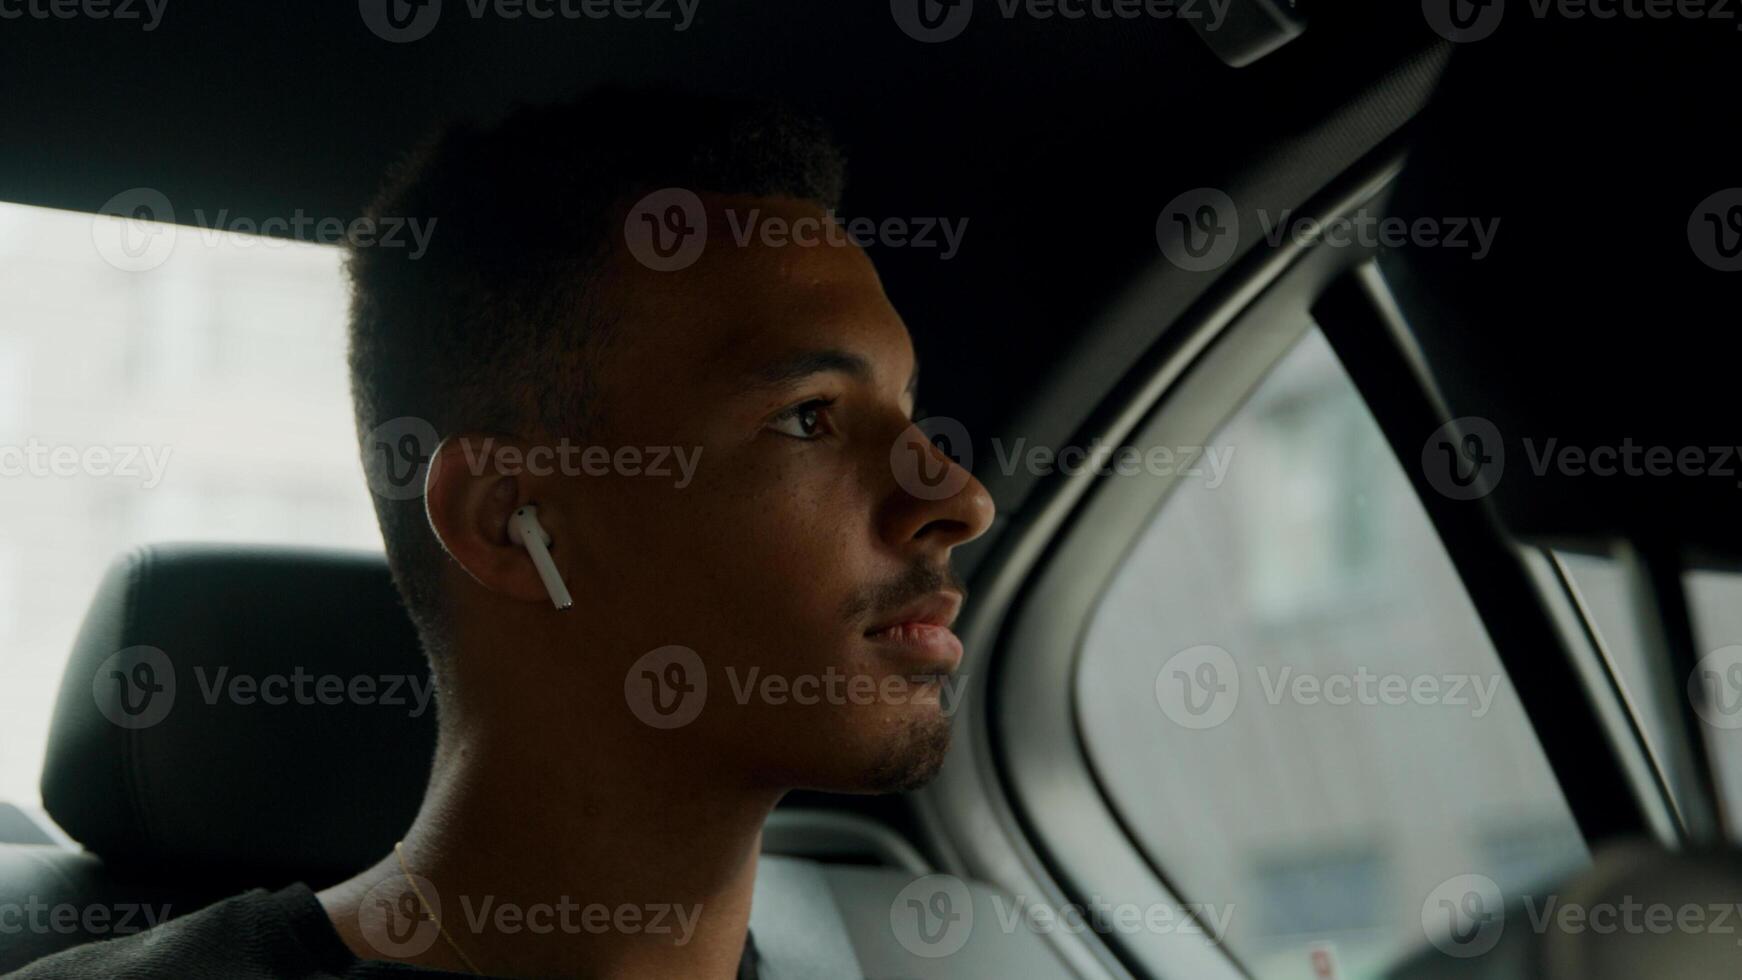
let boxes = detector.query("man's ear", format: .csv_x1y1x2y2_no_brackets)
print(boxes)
423,433,567,606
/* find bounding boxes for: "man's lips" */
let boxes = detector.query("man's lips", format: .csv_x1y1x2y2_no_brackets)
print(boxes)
865,589,962,634
863,591,965,666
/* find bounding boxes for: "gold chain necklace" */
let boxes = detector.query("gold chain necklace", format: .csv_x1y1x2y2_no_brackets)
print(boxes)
394,840,485,975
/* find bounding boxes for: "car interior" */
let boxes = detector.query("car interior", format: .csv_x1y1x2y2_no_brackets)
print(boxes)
1,2,1739,977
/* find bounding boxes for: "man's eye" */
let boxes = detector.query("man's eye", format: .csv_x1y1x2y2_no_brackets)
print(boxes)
768,399,834,440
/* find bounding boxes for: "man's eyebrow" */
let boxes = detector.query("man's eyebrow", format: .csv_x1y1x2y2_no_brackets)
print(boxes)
744,347,920,398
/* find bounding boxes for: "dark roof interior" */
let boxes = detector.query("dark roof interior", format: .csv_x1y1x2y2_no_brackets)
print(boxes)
0,3,1445,534
11,5,1738,562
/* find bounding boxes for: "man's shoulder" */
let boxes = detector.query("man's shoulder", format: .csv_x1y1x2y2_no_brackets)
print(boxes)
9,884,332,980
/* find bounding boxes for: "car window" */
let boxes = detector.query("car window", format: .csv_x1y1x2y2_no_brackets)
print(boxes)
1075,327,1589,978
0,201,382,810
1687,571,1742,835
1556,554,1742,840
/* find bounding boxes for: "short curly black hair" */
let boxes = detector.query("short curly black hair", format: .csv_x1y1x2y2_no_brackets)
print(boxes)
347,88,846,661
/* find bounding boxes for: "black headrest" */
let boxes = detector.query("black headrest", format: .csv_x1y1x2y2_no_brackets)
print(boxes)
1384,20,1742,561
41,544,435,884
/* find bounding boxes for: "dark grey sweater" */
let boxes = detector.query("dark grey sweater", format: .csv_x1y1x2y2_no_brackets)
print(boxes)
8,883,759,979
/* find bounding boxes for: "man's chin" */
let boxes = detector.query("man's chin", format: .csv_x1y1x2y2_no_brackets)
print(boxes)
856,710,954,794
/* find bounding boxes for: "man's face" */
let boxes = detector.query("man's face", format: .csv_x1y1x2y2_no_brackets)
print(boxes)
552,195,994,793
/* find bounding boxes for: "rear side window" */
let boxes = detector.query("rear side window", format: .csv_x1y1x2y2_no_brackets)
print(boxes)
1556,555,1742,840
0,201,381,810
1074,328,1588,977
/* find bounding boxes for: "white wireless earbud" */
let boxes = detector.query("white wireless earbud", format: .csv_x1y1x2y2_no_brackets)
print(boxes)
507,505,573,610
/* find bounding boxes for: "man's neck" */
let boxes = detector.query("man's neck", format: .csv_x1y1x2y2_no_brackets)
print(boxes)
319,724,779,979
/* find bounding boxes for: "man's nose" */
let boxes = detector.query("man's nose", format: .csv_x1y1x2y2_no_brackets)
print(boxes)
882,423,996,552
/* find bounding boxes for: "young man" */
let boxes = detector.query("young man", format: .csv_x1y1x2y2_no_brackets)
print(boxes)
16,90,993,978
